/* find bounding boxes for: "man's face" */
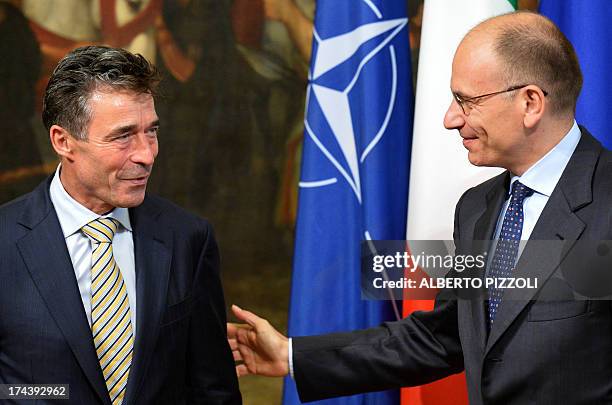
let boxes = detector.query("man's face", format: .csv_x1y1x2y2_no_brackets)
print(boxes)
443,38,527,171
61,90,159,213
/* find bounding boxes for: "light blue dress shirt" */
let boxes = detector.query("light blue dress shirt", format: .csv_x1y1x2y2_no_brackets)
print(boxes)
492,120,581,245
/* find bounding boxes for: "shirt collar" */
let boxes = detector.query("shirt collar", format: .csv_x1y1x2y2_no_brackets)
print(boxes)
509,120,581,198
49,165,132,238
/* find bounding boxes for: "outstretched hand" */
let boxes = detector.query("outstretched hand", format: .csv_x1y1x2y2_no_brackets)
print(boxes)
227,305,290,378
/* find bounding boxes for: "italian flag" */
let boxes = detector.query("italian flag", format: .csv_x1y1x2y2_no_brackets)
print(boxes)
402,0,516,404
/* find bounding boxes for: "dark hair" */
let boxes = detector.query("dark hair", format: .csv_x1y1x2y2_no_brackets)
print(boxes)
492,12,583,115
42,45,160,140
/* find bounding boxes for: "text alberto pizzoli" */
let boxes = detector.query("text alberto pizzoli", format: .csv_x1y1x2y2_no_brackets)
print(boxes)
371,252,538,290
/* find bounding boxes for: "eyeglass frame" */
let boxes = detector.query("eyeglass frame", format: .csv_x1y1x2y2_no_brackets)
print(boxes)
452,84,548,115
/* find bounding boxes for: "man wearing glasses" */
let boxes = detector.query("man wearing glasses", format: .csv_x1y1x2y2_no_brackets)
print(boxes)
228,11,612,404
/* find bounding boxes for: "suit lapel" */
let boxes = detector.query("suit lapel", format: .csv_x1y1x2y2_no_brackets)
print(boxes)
484,193,585,354
472,175,509,243
16,180,111,405
484,129,600,355
123,197,173,404
466,174,509,352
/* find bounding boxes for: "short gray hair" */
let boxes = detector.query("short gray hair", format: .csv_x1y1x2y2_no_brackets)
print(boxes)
491,12,583,115
42,45,160,140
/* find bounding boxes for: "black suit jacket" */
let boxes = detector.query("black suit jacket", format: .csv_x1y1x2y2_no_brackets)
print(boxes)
292,128,612,404
0,177,241,404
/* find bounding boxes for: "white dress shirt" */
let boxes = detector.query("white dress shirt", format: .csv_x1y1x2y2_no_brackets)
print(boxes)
49,166,137,337
289,121,582,378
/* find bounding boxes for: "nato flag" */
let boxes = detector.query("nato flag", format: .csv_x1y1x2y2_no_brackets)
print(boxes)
539,0,612,148
283,1,413,404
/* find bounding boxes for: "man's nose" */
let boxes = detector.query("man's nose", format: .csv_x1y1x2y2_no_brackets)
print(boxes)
131,133,156,166
443,98,465,130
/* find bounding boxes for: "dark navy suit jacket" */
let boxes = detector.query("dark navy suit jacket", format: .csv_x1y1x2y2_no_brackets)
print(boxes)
292,128,612,404
0,177,241,404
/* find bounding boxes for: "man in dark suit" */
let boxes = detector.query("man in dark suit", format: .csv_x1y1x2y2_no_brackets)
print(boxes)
227,12,612,404
0,46,241,404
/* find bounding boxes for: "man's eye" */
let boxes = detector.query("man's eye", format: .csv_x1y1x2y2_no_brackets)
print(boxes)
147,127,159,136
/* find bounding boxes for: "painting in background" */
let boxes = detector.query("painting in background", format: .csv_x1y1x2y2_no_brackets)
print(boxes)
0,1,46,201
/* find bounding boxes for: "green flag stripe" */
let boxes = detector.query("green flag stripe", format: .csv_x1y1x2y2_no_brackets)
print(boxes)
507,0,518,10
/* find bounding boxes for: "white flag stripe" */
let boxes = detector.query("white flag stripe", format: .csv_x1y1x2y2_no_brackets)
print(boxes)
407,0,513,240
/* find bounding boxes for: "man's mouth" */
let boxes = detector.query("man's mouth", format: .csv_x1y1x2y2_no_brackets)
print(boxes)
121,175,149,185
461,134,478,148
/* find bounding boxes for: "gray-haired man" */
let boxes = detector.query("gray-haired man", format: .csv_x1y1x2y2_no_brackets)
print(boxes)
0,46,241,404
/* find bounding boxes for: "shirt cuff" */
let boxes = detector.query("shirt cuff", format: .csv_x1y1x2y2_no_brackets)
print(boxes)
288,337,295,379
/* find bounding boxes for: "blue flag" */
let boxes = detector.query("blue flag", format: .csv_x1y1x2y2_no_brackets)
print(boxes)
539,1,612,148
282,1,413,404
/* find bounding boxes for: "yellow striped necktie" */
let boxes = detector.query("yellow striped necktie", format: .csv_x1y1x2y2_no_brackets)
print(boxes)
82,218,133,405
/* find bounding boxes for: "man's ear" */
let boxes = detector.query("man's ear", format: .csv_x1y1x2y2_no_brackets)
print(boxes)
522,86,546,128
49,125,78,161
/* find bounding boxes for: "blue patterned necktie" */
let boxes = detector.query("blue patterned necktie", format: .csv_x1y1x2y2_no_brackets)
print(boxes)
487,181,534,326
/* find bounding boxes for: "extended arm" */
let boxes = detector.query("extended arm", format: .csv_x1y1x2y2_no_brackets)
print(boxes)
291,292,464,402
228,293,463,403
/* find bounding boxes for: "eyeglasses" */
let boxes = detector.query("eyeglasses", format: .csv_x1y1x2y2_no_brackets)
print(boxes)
452,84,548,115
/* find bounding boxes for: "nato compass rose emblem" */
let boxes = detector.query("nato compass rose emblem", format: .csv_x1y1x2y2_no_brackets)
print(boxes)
299,1,407,205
